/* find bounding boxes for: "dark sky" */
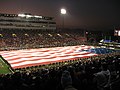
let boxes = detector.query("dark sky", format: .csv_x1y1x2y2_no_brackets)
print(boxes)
0,0,120,29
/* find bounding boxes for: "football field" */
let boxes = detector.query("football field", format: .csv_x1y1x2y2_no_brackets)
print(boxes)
0,56,12,74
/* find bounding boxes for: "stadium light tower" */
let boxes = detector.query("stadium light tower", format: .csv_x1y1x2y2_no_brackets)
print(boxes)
61,8,66,29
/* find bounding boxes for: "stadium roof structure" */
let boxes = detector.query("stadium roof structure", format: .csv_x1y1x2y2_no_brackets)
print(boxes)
0,13,56,30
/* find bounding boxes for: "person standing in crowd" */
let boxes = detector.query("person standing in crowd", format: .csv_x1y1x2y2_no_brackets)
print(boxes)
61,70,77,90
93,63,111,90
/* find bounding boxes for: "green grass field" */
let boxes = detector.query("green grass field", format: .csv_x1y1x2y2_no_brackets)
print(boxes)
0,57,12,74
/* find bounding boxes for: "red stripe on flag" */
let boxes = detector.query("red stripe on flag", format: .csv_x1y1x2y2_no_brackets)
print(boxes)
0,45,97,69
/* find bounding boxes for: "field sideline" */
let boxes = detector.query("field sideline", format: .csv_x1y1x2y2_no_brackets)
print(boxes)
0,56,12,74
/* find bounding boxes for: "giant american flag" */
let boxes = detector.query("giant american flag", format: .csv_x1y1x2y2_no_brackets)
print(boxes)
0,45,98,69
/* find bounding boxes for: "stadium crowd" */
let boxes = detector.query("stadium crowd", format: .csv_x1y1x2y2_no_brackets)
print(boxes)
0,52,120,90
0,29,120,90
0,29,86,51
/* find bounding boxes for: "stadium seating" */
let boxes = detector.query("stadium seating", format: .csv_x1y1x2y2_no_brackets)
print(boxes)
0,29,86,50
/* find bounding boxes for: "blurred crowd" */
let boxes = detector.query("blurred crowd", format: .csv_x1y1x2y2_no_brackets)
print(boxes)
0,29,86,51
0,52,120,90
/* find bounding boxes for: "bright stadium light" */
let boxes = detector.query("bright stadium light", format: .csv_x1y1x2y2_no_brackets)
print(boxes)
61,8,66,14
34,15,42,18
26,15,32,18
60,8,66,29
18,14,26,17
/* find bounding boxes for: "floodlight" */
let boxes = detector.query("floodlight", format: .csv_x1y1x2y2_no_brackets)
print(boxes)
61,8,66,14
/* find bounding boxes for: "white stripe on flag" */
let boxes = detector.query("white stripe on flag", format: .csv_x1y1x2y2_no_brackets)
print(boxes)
0,45,97,69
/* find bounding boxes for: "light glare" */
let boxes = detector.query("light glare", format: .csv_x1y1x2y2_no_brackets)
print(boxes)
61,8,66,14
18,14,26,17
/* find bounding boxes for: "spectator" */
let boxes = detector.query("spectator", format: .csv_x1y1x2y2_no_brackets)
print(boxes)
61,70,77,90
93,63,111,90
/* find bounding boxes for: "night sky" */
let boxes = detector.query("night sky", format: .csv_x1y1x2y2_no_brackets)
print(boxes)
0,0,120,30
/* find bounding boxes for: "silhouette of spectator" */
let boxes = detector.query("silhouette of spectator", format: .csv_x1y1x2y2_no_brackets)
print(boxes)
61,70,77,90
93,63,111,90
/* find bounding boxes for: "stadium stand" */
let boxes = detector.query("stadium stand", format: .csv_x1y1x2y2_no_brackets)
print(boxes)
0,29,86,50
